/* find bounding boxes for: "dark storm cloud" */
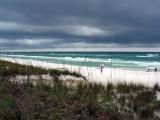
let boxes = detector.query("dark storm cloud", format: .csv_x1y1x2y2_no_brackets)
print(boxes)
0,0,160,50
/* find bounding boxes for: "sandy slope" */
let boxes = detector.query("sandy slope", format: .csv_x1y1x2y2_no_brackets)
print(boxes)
0,57,160,87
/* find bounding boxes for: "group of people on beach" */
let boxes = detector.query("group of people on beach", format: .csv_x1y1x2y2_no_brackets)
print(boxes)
146,66,158,72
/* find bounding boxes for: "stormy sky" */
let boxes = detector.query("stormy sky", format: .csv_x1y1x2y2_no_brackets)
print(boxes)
0,0,160,51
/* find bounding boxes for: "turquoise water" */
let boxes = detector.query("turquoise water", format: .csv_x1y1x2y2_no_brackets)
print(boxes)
0,52,160,70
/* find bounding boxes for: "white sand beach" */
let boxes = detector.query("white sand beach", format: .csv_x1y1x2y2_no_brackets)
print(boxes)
0,57,160,87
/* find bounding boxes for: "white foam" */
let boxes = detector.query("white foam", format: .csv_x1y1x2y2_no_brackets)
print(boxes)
1,54,55,59
136,53,159,58
2,54,160,68
0,54,114,63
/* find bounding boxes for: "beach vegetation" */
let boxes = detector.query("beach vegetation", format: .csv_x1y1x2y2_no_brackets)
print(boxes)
153,83,160,91
0,60,160,120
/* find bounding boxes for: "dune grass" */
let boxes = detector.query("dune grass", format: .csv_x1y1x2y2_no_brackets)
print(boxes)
0,79,160,120
0,60,160,120
153,84,160,91
0,60,85,80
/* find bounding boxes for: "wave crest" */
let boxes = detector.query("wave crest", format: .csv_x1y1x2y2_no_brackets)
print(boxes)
136,53,159,58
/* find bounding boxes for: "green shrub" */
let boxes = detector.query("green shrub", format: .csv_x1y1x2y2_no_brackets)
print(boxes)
153,83,160,91
106,83,114,93
117,83,145,93
0,96,21,120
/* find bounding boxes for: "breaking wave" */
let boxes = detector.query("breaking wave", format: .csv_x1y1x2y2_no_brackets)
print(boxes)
1,54,160,68
136,53,159,58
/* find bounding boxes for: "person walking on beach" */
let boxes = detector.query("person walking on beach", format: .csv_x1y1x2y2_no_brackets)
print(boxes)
100,64,104,73
155,67,157,72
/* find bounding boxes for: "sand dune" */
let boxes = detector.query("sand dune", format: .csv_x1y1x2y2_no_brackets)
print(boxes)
0,57,160,87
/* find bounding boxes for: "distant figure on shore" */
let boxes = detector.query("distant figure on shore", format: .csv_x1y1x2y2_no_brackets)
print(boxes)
155,67,157,72
146,66,158,72
100,64,104,73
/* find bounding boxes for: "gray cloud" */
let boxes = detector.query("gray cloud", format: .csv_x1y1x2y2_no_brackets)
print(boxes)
0,0,160,51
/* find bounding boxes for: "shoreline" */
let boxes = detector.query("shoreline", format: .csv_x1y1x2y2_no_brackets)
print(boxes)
0,57,160,87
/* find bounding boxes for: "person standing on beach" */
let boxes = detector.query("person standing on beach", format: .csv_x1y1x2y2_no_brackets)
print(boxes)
100,64,104,73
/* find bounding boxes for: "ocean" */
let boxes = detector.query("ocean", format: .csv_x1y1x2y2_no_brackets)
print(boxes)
0,52,160,71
